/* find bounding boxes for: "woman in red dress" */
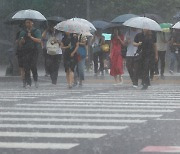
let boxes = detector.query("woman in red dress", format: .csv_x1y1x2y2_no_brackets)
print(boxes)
110,28,125,84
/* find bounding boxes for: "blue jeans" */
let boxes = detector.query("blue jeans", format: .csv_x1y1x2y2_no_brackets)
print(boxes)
77,58,85,81
169,52,180,72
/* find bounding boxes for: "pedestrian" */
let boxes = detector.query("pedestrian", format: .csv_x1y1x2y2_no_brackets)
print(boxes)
15,25,25,86
124,28,139,87
74,35,88,86
154,31,169,79
19,19,41,88
110,28,125,84
91,30,105,76
169,29,180,74
61,32,79,89
133,29,158,90
42,23,63,85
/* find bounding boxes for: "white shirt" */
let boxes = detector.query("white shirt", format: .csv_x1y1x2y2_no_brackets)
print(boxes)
125,29,140,57
156,32,169,52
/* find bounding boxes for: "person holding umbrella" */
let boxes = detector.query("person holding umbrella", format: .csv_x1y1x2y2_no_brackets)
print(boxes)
19,19,41,88
133,29,158,90
110,28,125,84
42,22,63,85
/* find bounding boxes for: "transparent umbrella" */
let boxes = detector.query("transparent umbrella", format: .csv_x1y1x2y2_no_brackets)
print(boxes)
12,9,46,21
70,18,96,32
172,21,180,29
123,17,162,31
54,19,92,36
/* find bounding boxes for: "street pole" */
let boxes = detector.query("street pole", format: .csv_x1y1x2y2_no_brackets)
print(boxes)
86,0,90,20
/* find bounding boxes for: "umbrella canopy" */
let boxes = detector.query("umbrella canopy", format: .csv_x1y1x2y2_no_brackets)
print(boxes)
47,16,65,23
54,19,92,36
70,18,96,32
12,9,46,21
160,23,173,32
92,20,110,29
123,17,162,31
111,13,139,23
172,21,180,29
173,12,180,19
141,13,164,23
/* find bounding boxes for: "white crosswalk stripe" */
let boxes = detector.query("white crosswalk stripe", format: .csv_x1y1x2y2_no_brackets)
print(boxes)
0,84,179,152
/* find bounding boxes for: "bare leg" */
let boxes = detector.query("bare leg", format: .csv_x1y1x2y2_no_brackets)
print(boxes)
114,75,118,84
66,70,70,86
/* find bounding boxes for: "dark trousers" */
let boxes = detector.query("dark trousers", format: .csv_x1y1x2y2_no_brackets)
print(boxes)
149,54,155,79
154,51,166,75
126,57,134,82
132,59,141,86
23,52,38,86
46,54,61,84
93,51,104,73
43,48,49,75
142,57,151,87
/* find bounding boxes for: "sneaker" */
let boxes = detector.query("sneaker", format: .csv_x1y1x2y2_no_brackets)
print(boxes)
35,82,39,88
133,85,138,88
141,85,148,90
169,70,174,75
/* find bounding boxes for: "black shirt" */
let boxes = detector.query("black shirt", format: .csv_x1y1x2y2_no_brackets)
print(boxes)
134,32,156,56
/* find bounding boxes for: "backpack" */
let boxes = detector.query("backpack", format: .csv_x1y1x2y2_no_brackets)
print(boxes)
46,36,60,55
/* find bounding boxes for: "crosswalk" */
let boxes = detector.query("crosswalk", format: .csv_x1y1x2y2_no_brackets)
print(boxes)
0,83,179,153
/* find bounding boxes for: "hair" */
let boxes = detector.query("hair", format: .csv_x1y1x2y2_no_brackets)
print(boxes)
111,28,122,40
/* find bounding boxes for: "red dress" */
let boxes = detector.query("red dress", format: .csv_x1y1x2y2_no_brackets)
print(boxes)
110,35,124,76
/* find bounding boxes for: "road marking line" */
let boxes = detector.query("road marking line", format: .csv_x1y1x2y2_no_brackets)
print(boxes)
0,132,106,138
0,112,162,118
0,117,146,123
0,107,174,113
16,104,180,109
0,142,79,150
0,124,128,130
141,146,180,153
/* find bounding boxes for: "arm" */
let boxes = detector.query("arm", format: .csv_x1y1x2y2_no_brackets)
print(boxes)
71,42,79,57
154,43,158,61
133,42,142,47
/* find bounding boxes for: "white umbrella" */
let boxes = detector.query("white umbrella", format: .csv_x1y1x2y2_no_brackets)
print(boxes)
55,19,92,36
70,18,96,32
12,9,46,21
123,17,162,31
172,21,180,29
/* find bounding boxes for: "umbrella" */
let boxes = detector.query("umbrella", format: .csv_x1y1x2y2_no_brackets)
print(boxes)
4,11,23,25
173,12,180,19
111,13,139,23
141,13,164,23
12,9,46,21
70,18,96,32
47,16,65,23
92,20,110,29
172,21,180,29
160,23,173,32
54,19,92,36
123,17,162,31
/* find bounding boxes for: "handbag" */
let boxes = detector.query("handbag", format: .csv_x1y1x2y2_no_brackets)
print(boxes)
134,49,143,61
77,46,86,58
92,45,101,53
46,37,59,55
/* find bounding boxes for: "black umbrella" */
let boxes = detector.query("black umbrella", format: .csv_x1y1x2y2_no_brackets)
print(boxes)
92,20,110,29
111,13,139,23
173,12,180,19
140,13,164,24
47,16,66,23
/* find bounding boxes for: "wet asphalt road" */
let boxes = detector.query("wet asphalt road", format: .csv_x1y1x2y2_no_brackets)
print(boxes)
0,75,180,154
